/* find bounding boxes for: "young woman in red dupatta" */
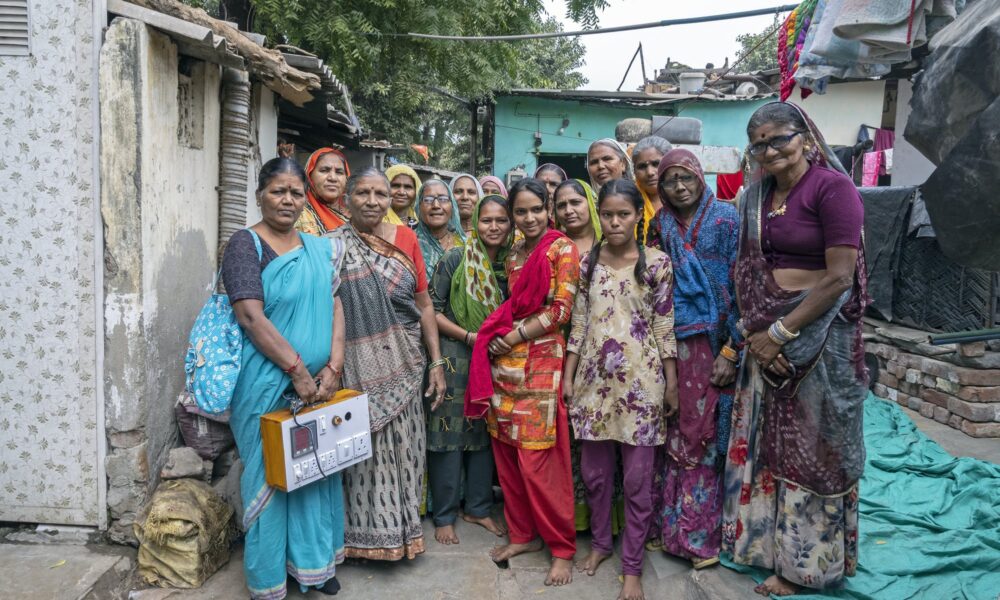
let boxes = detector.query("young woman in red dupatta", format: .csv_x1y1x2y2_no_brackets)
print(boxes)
295,148,351,235
721,102,869,597
465,178,579,587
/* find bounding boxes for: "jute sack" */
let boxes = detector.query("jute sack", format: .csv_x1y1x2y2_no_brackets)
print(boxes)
134,478,235,588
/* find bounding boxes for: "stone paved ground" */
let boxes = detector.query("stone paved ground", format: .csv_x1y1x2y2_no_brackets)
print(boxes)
130,521,762,600
2,399,996,600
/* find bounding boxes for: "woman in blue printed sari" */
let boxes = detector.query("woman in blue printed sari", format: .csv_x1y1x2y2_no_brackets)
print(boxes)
646,148,741,569
222,158,347,599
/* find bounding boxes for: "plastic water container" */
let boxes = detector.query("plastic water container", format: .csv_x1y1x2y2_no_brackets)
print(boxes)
678,72,706,94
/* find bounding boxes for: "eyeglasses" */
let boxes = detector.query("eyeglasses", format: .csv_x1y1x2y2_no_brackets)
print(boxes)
748,131,804,156
660,175,697,189
420,195,451,206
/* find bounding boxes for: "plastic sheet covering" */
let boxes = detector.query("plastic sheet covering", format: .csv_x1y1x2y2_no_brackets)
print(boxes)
920,97,1000,270
724,394,1000,599
861,186,916,321
134,479,235,589
905,3,1000,166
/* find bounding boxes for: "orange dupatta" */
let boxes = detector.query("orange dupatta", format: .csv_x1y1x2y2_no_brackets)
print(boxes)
305,148,351,231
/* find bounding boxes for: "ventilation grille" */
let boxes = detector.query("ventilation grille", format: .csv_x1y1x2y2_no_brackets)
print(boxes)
0,0,30,56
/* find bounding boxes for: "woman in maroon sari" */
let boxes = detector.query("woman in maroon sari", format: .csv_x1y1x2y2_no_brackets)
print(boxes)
721,102,869,596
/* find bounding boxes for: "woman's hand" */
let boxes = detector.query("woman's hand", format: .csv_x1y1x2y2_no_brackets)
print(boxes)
291,369,320,405
488,335,512,357
314,365,342,404
426,364,447,411
747,330,792,377
710,354,738,387
563,374,575,405
663,382,679,418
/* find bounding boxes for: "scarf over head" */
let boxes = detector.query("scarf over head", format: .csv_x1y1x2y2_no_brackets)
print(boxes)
305,147,351,230
478,175,508,198
450,195,512,332
555,179,602,241
654,148,738,350
414,179,467,281
587,138,634,194
449,173,484,231
384,163,422,225
465,227,567,418
533,163,568,181
737,101,869,496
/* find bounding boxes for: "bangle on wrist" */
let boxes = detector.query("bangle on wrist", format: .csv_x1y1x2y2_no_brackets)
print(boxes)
283,353,302,375
720,345,739,363
326,361,342,377
428,357,449,370
774,318,799,341
517,325,528,343
465,331,472,345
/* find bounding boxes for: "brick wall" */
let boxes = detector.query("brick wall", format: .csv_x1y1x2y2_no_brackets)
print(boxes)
867,325,1000,438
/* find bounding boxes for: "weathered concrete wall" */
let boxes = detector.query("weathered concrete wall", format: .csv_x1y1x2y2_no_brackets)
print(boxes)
101,18,221,542
0,0,103,526
244,84,278,226
797,80,887,147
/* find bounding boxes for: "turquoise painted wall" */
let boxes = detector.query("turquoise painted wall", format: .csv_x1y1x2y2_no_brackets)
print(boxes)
492,95,771,190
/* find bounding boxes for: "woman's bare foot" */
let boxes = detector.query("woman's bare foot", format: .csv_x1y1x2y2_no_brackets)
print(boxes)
545,557,573,586
754,575,799,597
434,524,459,545
574,550,611,576
490,539,543,562
463,514,507,536
619,574,644,600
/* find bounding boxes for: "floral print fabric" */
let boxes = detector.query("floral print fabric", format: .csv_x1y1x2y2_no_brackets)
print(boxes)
721,359,859,589
566,247,676,446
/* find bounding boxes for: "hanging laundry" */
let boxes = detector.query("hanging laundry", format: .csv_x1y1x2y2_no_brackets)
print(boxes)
795,0,893,95
715,172,744,201
831,0,956,62
862,151,883,186
778,0,820,101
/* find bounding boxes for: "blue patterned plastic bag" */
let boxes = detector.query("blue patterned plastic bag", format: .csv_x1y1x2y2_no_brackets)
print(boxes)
184,231,261,414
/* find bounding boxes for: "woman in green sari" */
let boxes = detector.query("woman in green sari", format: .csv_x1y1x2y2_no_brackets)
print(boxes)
428,195,512,545
223,158,347,599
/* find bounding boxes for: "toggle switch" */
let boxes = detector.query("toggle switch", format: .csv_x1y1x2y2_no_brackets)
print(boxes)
319,415,327,434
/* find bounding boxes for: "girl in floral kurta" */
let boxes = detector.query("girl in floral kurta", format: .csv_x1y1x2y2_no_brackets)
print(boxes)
564,178,677,600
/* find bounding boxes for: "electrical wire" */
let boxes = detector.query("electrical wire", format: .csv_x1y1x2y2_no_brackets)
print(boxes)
370,5,799,42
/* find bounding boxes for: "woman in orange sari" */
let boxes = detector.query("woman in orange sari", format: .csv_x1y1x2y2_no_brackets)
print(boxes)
296,147,351,235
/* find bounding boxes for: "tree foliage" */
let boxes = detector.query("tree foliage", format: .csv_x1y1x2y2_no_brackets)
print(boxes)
734,14,781,73
240,0,596,170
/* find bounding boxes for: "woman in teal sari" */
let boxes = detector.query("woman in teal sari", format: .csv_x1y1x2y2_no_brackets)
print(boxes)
222,158,347,599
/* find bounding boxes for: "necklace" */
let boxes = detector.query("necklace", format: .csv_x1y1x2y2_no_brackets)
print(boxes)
768,191,789,219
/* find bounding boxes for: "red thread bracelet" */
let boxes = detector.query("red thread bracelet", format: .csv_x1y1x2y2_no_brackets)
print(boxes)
283,353,301,375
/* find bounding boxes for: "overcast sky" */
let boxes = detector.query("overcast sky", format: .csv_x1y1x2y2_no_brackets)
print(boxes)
542,1,794,91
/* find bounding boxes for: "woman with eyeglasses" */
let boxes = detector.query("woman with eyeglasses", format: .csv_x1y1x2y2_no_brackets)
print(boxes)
646,148,740,571
415,179,467,283
721,102,868,596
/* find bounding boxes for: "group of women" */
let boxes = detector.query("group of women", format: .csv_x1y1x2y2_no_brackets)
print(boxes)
220,101,868,600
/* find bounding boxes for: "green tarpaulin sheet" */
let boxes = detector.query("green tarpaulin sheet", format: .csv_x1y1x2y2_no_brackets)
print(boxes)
723,394,1000,599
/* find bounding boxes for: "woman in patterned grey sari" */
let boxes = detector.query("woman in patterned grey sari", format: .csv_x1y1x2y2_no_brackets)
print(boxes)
328,167,447,561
